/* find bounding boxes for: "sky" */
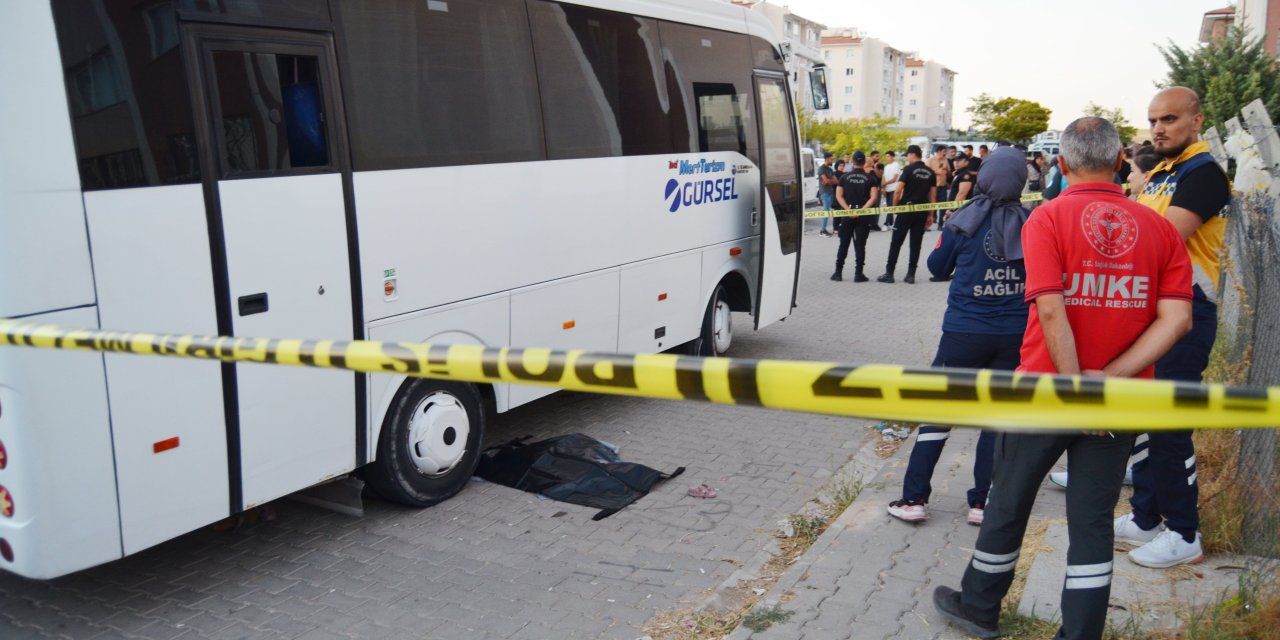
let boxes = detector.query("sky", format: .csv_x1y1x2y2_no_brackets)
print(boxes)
775,0,1228,131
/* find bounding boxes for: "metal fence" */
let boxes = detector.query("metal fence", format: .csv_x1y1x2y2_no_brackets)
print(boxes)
1206,98,1280,554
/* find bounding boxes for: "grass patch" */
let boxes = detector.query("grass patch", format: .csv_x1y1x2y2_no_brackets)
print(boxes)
1183,562,1280,640
787,513,825,545
1192,428,1247,554
827,472,865,513
741,604,794,632
999,609,1170,639
998,610,1061,639
1195,323,1275,556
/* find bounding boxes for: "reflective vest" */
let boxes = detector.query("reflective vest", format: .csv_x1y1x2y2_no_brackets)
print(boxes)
1136,140,1228,301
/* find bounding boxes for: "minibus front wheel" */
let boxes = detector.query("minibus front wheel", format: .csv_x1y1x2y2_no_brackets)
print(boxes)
366,379,485,507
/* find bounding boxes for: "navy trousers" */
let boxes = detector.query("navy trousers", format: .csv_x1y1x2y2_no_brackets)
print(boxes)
1129,289,1216,540
901,332,1022,507
833,216,871,275
885,212,927,276
961,431,1134,640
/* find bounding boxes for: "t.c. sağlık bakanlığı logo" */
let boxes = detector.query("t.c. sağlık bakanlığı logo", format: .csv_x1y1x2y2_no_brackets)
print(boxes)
1080,201,1139,258
664,158,739,213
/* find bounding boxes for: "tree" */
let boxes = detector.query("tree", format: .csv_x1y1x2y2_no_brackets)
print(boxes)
1082,103,1138,144
797,110,918,156
966,93,1020,134
990,101,1052,143
1158,26,1280,131
966,94,1052,142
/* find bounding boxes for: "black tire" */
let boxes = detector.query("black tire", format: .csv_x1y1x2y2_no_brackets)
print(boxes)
365,379,485,507
691,283,733,357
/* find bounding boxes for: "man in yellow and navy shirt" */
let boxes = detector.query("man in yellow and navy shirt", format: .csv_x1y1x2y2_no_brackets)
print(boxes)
1119,87,1230,569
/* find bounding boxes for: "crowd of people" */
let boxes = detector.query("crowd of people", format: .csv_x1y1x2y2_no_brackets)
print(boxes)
819,141,1003,284
818,86,1231,640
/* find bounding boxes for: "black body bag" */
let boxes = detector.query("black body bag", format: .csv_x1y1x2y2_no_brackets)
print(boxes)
475,434,684,520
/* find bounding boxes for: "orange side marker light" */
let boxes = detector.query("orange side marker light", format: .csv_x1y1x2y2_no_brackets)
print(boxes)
153,437,180,454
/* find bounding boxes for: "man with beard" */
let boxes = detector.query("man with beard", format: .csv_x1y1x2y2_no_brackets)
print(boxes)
1112,87,1228,569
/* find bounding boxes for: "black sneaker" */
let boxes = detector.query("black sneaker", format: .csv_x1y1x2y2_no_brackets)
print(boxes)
820,230,833,237
853,273,869,283
903,274,916,284
876,274,894,284
932,586,999,638
830,272,842,282
929,275,951,282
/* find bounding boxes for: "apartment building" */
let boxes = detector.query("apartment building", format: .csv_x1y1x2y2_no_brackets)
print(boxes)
818,29,906,122
734,1,827,112
901,57,956,136
1200,0,1280,57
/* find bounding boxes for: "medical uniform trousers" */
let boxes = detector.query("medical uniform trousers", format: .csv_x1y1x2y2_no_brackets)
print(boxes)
1129,289,1216,540
960,431,1134,640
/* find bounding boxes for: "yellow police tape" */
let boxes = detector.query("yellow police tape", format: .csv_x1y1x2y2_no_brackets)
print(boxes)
804,193,1044,220
1,321,1276,432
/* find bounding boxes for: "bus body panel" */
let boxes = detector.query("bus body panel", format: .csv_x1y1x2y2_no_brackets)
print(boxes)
509,270,622,408
366,295,512,440
353,154,755,323
0,1,96,319
83,184,229,554
701,239,757,315
0,307,121,579
217,175,358,509
619,253,702,354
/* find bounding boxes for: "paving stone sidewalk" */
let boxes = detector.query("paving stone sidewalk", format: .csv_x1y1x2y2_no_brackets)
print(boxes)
734,423,1013,640
731,220,1247,639
743,446,1253,640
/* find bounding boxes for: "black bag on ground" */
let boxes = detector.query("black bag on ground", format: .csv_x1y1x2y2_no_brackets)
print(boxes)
475,434,684,520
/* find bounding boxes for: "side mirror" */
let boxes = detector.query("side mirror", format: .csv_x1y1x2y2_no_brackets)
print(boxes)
809,66,829,111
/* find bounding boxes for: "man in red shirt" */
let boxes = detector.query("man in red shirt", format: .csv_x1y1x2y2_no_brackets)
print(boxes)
932,117,1193,640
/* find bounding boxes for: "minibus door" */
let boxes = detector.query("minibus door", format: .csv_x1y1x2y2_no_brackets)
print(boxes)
752,74,802,329
186,25,359,510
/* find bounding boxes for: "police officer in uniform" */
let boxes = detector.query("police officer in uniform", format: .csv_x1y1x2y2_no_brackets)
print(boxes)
831,150,880,282
879,145,936,284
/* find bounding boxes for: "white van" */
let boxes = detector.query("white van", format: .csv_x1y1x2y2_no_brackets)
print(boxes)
802,147,818,205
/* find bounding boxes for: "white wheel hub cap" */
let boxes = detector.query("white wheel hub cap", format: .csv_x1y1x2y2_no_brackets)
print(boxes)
712,299,733,353
406,392,470,476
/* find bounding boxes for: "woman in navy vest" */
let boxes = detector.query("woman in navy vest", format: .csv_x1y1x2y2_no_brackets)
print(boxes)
887,147,1031,526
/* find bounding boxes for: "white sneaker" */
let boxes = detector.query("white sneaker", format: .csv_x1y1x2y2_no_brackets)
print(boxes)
1114,513,1165,545
966,506,984,526
1047,465,1133,489
888,499,928,522
1128,529,1204,568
